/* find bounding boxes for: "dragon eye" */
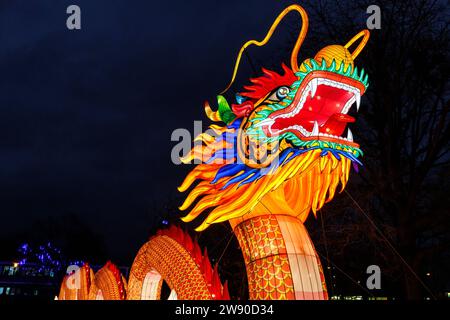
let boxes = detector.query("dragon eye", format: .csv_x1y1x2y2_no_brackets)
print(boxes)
276,86,290,100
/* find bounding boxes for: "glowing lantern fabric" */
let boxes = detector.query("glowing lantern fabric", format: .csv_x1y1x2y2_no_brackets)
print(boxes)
127,226,228,300
88,262,127,300
58,262,127,300
58,263,94,300
233,215,327,300
58,226,229,300
57,4,370,301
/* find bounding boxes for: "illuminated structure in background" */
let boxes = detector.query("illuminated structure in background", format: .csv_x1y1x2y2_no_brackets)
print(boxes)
179,4,370,299
58,4,370,300
58,226,229,300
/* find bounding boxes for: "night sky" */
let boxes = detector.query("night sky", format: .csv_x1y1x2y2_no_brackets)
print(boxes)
0,1,365,262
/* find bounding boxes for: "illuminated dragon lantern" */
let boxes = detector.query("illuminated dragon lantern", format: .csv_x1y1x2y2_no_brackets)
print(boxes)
179,4,370,300
58,4,370,301
58,226,230,300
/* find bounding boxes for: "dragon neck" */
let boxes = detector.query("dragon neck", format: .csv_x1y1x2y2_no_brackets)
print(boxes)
230,192,328,300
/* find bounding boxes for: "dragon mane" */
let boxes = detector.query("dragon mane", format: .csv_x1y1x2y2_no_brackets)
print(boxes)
178,66,354,231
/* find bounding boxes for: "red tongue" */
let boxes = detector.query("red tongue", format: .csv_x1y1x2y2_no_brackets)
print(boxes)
322,113,355,136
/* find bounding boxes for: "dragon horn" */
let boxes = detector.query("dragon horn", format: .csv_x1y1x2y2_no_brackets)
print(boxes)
221,4,309,94
344,29,370,60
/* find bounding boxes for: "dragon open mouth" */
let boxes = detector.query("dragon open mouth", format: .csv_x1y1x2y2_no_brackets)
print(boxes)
258,71,366,148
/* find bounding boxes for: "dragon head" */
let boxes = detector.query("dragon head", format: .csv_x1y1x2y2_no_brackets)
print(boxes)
179,5,370,231
243,44,368,159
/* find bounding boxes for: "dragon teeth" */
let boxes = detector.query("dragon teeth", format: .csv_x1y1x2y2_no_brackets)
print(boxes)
312,121,319,136
347,128,354,142
355,91,361,112
310,78,318,98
